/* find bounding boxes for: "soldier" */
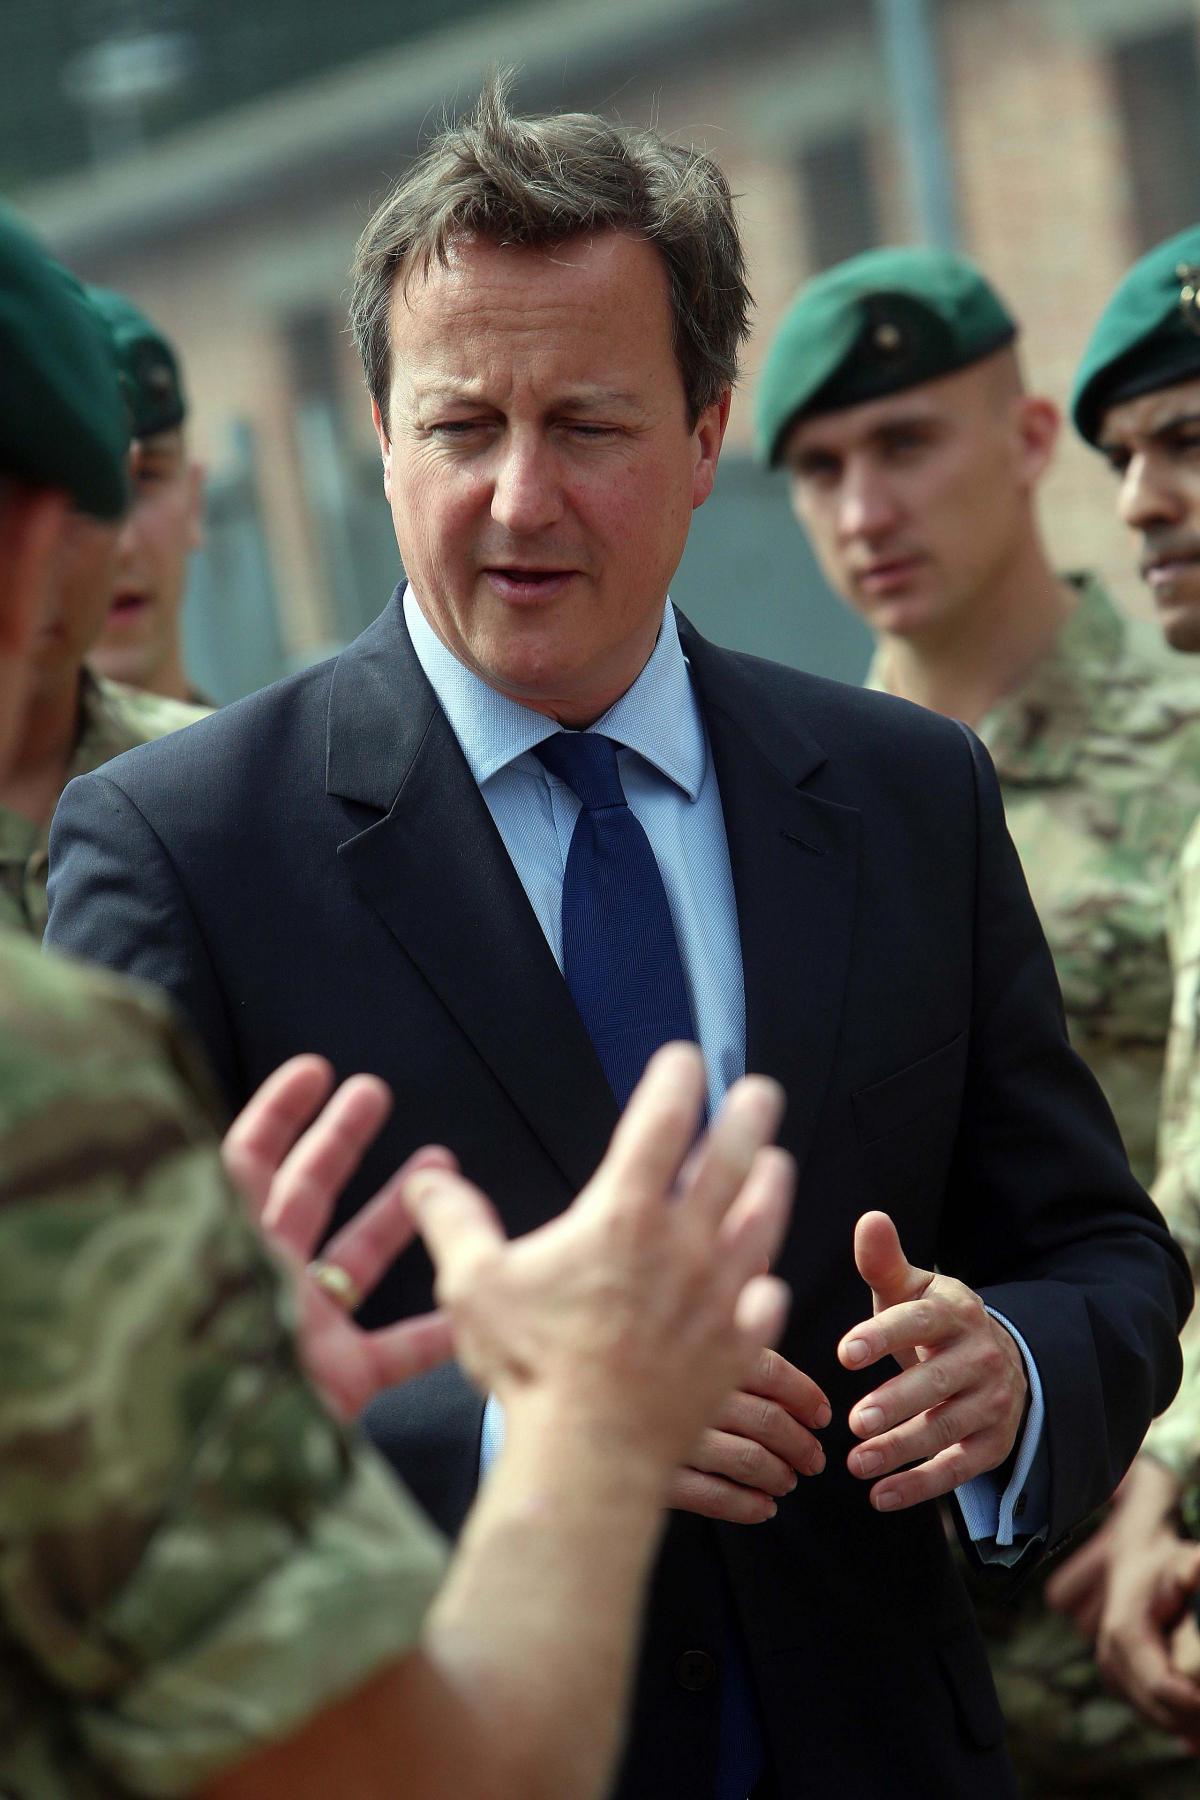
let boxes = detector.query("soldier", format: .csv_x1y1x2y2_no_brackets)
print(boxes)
0,279,207,940
755,246,1200,1795
85,285,212,707
1069,221,1200,1755
0,202,796,1798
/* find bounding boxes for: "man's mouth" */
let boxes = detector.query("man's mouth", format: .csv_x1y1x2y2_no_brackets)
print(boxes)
1141,547,1200,592
483,567,576,602
855,555,926,595
107,590,149,624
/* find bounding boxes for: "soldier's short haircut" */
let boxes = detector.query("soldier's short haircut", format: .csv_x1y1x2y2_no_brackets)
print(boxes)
349,71,752,427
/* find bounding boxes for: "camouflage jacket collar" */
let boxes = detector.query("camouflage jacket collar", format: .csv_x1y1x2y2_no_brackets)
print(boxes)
979,575,1125,784
866,574,1125,785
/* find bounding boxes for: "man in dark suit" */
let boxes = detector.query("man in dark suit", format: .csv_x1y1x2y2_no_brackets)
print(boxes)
46,80,1190,1800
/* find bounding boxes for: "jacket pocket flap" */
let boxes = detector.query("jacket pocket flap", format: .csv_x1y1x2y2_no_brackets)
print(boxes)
852,1031,966,1145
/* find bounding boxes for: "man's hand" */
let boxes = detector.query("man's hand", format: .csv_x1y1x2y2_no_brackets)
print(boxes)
1096,1455,1200,1742
1043,1514,1117,1643
839,1211,1027,1512
668,1347,830,1524
403,1044,795,1476
222,1054,455,1419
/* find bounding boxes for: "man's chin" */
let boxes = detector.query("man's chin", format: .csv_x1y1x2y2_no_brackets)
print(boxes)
1159,599,1200,656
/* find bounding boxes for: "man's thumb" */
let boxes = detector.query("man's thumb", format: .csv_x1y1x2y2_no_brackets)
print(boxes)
854,1210,916,1306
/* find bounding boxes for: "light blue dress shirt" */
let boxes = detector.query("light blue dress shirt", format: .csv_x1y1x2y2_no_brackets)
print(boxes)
404,587,1047,1557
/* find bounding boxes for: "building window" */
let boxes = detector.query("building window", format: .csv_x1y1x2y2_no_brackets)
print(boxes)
1111,24,1200,253
798,130,881,271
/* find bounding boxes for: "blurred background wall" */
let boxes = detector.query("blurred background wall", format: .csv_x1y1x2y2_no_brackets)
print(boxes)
5,0,1200,702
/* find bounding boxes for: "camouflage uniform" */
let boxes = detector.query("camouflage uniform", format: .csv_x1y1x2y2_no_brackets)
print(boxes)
0,671,207,938
873,573,1200,1795
0,929,447,1797
869,574,1200,1186
1144,820,1200,1533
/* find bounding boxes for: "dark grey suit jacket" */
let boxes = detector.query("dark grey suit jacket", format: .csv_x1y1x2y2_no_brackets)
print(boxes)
46,591,1190,1799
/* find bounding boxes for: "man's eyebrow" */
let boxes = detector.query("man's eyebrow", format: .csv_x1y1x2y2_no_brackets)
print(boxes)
1100,410,1200,455
554,387,642,410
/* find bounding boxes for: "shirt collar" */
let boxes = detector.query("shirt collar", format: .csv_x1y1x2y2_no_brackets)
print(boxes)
403,586,705,800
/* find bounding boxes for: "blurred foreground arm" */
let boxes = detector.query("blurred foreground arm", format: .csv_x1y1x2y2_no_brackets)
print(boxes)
205,1044,793,1800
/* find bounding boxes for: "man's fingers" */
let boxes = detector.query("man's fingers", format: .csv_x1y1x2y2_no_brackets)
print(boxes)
711,1146,795,1300
734,1273,791,1353
858,1434,997,1512
259,1074,393,1257
847,1343,976,1438
1044,1530,1111,1621
725,1346,831,1430
848,1393,1001,1485
363,1311,456,1390
222,1055,335,1216
839,1290,958,1373
683,1077,787,1233
687,1427,799,1496
852,1210,932,1314
403,1162,508,1283
581,1042,707,1208
667,1466,778,1525
317,1146,459,1304
1102,1630,1200,1737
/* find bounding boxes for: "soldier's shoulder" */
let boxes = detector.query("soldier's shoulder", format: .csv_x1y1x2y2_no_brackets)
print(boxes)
0,932,218,1138
96,676,212,746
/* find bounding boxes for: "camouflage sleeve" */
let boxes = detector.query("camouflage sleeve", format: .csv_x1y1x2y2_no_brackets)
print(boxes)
0,940,447,1798
1145,820,1200,1493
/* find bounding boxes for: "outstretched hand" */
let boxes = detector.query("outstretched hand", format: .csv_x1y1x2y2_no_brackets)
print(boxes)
401,1043,795,1475
839,1211,1027,1512
222,1055,455,1419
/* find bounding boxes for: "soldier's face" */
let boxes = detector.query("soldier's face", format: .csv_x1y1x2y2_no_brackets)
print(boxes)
32,508,121,688
0,485,70,772
783,358,1047,643
1099,378,1200,653
373,231,727,727
91,428,204,687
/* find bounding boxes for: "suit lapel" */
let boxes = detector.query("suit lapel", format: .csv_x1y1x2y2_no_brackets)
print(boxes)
328,590,618,1199
681,620,862,1178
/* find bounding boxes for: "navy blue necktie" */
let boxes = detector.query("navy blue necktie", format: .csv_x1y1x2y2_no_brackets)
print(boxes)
534,731,696,1105
536,730,765,1800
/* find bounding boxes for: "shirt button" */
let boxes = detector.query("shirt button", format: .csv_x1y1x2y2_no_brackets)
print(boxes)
675,1649,717,1691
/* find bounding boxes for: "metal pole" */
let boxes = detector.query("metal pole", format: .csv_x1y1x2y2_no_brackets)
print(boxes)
875,0,960,248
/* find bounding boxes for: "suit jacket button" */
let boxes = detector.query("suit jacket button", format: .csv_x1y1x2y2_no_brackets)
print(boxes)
675,1649,717,1691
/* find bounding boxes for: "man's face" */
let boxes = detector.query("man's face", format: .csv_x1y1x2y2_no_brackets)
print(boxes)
781,359,1038,642
1098,378,1200,652
32,507,121,690
373,231,727,725
90,427,204,686
0,485,70,770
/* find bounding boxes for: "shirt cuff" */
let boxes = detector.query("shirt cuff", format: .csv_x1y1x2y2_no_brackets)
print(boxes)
480,1391,506,1478
953,1307,1048,1562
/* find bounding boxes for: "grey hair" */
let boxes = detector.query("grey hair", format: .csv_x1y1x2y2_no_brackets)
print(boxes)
349,72,752,427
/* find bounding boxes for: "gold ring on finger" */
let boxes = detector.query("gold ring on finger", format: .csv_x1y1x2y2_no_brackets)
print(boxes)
307,1259,363,1314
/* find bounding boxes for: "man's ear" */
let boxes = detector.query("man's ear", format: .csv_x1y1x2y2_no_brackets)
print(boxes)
1012,394,1060,491
371,398,393,502
691,389,732,512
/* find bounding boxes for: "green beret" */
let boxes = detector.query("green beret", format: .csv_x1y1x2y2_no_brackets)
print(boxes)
86,285,186,439
0,206,128,518
755,246,1018,467
1071,224,1200,446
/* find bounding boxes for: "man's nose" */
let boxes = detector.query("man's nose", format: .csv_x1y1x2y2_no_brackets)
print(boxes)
837,461,899,541
1119,451,1185,532
490,436,564,535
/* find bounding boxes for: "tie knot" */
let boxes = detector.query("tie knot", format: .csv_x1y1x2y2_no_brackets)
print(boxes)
535,732,627,811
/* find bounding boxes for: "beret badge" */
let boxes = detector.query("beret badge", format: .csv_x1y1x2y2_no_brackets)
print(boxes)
1177,263,1200,336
